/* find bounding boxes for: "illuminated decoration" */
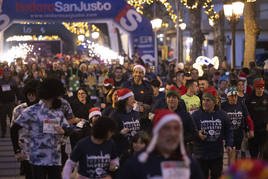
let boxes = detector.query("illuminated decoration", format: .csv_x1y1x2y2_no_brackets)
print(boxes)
247,0,256,2
180,0,199,9
82,40,124,64
151,18,162,30
193,56,219,76
91,31,100,39
2,43,33,64
62,22,100,38
6,35,60,41
179,0,219,27
127,0,183,26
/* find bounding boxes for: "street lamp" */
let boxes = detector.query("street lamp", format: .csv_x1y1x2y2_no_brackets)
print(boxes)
151,18,162,72
178,22,186,63
224,0,244,69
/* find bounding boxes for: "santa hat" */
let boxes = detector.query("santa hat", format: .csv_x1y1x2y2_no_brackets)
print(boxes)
88,107,102,119
133,64,146,74
202,87,218,103
239,72,248,93
116,88,134,101
104,78,114,87
138,109,190,166
239,72,247,81
253,78,265,88
166,85,181,99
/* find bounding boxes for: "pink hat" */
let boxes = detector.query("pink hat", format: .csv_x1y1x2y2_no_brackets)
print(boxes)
138,109,190,166
133,64,146,74
104,78,114,87
116,88,134,101
88,107,102,119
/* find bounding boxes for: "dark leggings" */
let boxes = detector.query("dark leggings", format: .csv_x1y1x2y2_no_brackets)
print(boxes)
32,165,61,179
196,157,223,179
0,103,14,136
21,160,33,179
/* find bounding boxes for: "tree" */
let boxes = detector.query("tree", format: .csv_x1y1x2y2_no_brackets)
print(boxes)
213,10,225,64
243,1,260,68
189,3,204,62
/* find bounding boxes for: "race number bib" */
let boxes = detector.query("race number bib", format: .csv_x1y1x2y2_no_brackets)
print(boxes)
1,84,11,92
161,161,190,179
43,119,60,134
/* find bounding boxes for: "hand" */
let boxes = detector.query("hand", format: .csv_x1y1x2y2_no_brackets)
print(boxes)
18,141,23,149
109,161,119,172
148,113,155,120
198,130,207,141
139,105,144,112
68,117,81,125
101,103,106,109
15,152,26,161
226,146,233,153
101,175,112,179
120,128,130,135
54,126,65,135
248,131,254,138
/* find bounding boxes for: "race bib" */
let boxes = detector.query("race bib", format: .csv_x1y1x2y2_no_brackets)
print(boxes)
43,119,60,134
161,161,190,179
1,84,11,92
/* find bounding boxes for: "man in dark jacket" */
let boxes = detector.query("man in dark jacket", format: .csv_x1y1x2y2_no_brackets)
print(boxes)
117,110,204,179
0,67,18,137
165,85,196,144
123,64,153,131
192,87,233,179
246,78,268,159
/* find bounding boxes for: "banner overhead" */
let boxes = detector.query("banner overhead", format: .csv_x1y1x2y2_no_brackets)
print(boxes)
0,0,155,63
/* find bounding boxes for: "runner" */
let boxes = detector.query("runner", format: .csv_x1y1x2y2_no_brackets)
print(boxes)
192,87,233,179
117,109,204,179
62,117,118,179
10,78,69,179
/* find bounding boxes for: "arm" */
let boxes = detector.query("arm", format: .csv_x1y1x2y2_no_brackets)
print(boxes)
223,111,233,147
62,159,77,179
10,123,22,154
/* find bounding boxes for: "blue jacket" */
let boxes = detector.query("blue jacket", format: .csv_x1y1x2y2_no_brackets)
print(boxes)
192,109,233,160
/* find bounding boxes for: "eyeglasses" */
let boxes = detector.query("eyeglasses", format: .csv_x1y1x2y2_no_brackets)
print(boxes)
78,92,86,95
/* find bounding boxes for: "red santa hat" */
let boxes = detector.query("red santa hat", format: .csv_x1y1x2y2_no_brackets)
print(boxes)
116,88,134,101
138,109,190,166
239,72,247,81
133,64,146,74
104,78,114,87
239,72,248,93
88,107,102,119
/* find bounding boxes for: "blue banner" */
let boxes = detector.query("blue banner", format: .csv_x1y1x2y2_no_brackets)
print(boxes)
0,0,155,63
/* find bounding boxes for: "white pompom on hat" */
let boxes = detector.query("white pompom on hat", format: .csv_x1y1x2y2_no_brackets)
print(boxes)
88,107,102,119
138,109,190,166
116,88,134,101
133,64,146,74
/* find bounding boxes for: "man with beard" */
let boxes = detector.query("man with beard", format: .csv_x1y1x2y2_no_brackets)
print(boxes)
117,109,204,179
197,76,209,101
10,78,69,179
123,64,153,131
